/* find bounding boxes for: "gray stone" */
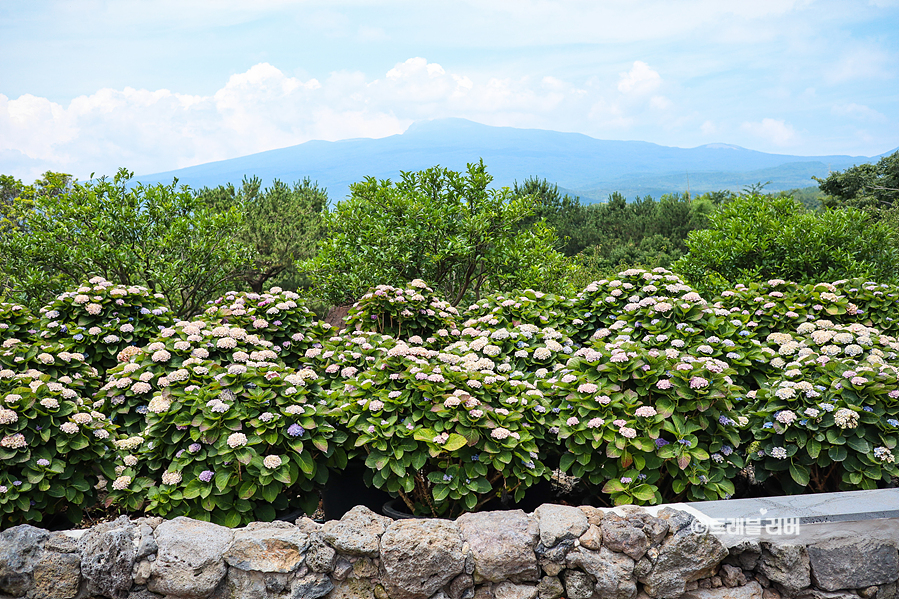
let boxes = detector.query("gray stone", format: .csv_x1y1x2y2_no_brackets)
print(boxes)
681,581,764,599
148,516,234,599
291,572,334,599
720,564,747,588
578,525,602,551
795,590,859,599
758,544,810,596
78,515,138,599
457,510,539,583
380,519,465,599
328,577,376,599
353,557,379,579
129,590,164,599
539,560,563,577
534,505,588,548
494,582,538,599
449,574,475,599
628,512,669,545
731,540,762,572
0,524,49,597
44,533,78,554
29,550,81,599
225,521,309,573
333,556,353,581
578,506,605,527
308,532,337,573
537,576,564,599
136,524,158,559
566,546,637,599
226,568,268,599
634,556,653,579
296,517,322,533
639,511,728,599
879,583,898,599
762,589,780,599
473,584,495,599
322,505,393,557
602,515,651,560
808,538,898,591
133,559,152,585
535,539,574,564
561,569,594,599
432,592,450,599
656,507,695,534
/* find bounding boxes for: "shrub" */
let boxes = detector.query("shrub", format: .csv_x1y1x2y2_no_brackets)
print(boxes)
747,320,899,493
106,360,344,527
345,280,460,340
0,367,117,528
36,277,174,382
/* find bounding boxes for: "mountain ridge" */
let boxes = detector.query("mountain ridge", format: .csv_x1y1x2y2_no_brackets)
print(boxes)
135,118,883,202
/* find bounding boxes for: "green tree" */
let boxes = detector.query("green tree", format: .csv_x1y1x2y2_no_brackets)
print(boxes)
673,194,899,294
301,160,572,306
815,151,899,210
511,178,596,255
197,176,328,293
0,168,248,316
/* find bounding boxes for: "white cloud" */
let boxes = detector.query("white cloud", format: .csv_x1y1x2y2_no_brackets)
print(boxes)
831,102,888,122
741,118,798,147
0,59,607,180
700,120,717,135
650,95,672,110
617,61,662,94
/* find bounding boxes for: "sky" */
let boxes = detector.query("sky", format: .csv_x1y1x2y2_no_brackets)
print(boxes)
1,0,898,182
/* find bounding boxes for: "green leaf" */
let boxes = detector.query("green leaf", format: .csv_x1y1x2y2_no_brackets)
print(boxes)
238,481,257,500
443,434,468,452
215,470,232,492
222,510,242,528
631,484,656,502
789,463,810,486
846,437,871,454
602,479,625,494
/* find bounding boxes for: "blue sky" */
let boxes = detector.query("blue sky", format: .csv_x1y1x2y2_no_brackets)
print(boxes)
1,0,897,182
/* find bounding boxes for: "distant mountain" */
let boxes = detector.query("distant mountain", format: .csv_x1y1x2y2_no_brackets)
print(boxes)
136,118,881,203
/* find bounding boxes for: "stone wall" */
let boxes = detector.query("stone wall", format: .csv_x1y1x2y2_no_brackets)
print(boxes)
0,503,896,599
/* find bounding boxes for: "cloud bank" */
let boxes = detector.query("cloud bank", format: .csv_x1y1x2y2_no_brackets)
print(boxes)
1,59,680,181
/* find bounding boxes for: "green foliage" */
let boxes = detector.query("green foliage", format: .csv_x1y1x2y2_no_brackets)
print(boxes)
0,168,249,317
197,177,327,293
816,152,899,210
512,178,595,255
674,194,899,295
345,280,460,340
34,277,174,382
0,367,117,529
106,360,343,526
558,192,712,286
747,321,899,493
301,160,573,306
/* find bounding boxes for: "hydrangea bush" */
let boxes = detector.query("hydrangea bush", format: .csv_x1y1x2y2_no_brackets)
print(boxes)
0,301,35,342
344,280,460,340
544,340,746,504
0,368,117,528
747,320,899,492
36,277,174,381
336,338,549,517
93,318,284,436
203,288,321,354
106,361,345,527
4,271,899,529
